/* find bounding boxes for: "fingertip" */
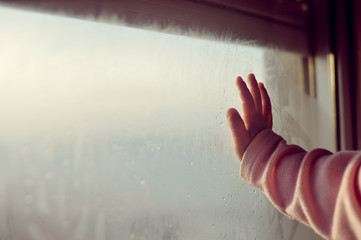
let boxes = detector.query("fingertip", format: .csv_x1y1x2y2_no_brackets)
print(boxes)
236,76,246,87
226,108,246,136
236,76,244,86
227,108,240,120
227,108,244,130
246,74,258,88
247,73,256,80
258,82,264,88
236,76,248,93
247,73,257,84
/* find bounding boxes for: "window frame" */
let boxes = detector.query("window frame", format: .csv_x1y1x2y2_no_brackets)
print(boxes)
0,0,311,54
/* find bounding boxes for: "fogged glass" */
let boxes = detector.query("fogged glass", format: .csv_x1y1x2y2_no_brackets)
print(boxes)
0,6,328,240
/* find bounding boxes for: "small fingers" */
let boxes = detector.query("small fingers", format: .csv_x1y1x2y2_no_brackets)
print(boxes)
236,76,257,128
247,74,262,114
259,82,273,129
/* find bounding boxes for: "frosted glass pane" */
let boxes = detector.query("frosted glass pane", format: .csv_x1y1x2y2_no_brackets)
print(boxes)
0,6,327,240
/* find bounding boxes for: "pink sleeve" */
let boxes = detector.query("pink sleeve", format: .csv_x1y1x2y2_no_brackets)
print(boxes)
241,129,361,239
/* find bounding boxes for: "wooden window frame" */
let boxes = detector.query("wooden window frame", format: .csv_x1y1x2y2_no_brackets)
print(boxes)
0,0,311,54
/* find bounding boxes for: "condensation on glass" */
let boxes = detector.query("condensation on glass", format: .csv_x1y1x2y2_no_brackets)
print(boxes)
0,5,333,240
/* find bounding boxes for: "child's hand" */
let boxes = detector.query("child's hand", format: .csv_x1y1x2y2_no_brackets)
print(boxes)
227,74,273,161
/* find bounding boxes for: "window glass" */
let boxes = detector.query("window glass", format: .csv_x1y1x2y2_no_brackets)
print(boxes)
0,6,327,240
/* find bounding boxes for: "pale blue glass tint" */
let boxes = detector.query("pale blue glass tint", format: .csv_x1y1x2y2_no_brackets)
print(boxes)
0,6,325,240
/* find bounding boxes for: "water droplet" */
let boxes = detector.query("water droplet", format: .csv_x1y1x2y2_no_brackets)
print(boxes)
190,161,194,166
219,122,224,126
252,210,256,214
139,178,145,185
212,224,216,229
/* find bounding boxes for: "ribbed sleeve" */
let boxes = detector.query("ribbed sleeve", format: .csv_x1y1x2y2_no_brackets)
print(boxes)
240,129,361,240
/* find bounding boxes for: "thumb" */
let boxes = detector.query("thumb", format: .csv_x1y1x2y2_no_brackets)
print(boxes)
227,108,250,160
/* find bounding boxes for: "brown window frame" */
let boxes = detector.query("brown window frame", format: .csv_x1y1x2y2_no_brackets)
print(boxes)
0,0,312,54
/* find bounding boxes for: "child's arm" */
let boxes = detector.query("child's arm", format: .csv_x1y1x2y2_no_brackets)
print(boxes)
227,74,361,239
